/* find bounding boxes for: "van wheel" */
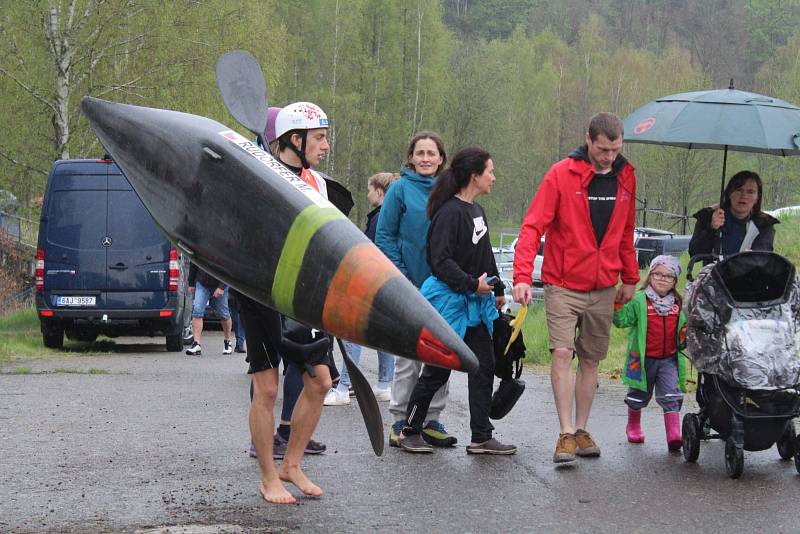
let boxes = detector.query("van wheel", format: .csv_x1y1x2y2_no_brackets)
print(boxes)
166,333,182,352
43,329,64,349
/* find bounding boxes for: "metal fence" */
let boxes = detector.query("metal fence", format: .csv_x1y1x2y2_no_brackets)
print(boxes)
1,286,34,316
0,210,38,250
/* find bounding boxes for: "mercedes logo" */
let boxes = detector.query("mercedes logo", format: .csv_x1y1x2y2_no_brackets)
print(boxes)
102,236,113,247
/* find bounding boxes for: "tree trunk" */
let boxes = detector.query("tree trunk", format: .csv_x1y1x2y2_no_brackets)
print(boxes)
412,0,422,133
329,0,340,175
45,2,79,160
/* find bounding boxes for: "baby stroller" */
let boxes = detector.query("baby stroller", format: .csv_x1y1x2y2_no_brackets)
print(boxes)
683,251,800,478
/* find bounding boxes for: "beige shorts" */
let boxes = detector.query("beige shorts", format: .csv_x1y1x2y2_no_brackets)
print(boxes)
544,284,617,361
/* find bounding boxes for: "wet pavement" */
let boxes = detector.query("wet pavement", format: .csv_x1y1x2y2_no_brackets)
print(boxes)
1,332,798,533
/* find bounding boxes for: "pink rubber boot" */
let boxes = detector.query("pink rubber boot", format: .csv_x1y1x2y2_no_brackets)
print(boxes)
626,408,645,443
664,411,682,451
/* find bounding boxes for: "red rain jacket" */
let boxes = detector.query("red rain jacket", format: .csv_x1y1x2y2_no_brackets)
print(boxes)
513,155,639,291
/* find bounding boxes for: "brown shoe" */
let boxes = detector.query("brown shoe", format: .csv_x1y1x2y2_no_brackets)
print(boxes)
553,433,577,463
398,432,434,453
574,429,601,457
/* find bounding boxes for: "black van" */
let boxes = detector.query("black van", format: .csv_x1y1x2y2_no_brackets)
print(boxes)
35,159,188,350
635,234,692,268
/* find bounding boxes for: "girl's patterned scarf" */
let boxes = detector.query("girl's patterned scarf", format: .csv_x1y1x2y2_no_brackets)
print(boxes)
645,286,675,316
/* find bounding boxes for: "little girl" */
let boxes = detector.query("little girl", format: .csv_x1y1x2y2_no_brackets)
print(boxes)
613,255,687,451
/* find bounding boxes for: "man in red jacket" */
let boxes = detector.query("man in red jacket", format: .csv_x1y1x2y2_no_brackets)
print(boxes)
512,112,639,464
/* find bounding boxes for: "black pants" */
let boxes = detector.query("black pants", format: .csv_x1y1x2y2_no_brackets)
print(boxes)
404,324,495,443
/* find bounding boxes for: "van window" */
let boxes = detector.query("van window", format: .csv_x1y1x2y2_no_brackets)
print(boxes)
107,190,167,249
51,174,107,191
46,190,106,249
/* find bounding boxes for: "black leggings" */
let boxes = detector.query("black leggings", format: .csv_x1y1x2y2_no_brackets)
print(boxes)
404,324,495,443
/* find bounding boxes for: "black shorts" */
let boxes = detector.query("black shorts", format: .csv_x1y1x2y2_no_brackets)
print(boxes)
238,295,333,375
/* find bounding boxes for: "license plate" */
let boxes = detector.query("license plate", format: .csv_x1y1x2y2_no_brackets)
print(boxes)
55,296,96,307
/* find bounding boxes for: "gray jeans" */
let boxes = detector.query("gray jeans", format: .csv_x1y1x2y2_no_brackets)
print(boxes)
389,356,448,422
624,356,683,412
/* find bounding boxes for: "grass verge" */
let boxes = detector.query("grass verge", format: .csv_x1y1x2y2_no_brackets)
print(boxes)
0,308,53,362
0,308,116,362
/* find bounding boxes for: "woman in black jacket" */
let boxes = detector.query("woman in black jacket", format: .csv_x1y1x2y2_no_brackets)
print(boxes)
397,147,516,455
689,170,779,258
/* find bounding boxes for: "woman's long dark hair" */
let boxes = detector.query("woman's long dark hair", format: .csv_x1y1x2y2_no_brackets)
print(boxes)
427,146,491,218
405,131,447,175
721,170,763,216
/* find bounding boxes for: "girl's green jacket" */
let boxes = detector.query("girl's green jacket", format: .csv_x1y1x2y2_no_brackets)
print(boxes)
613,290,688,393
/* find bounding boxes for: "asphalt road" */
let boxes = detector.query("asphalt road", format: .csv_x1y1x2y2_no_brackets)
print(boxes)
1,332,798,533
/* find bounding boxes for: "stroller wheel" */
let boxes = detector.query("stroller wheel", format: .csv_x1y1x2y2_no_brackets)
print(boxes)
776,421,796,460
682,413,701,463
795,434,800,474
725,437,744,479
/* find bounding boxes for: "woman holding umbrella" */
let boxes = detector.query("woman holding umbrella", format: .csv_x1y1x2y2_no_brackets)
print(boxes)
688,170,779,258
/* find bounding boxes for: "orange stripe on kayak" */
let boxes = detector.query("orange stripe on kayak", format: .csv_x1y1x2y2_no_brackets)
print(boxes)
322,243,401,342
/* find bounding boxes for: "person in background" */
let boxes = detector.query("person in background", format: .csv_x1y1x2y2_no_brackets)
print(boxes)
229,291,246,353
397,147,516,455
375,131,458,449
688,170,778,258
512,112,639,464
325,172,400,405
186,263,233,356
613,255,687,451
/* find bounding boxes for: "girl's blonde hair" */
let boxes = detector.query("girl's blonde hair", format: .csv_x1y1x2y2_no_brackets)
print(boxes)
368,172,399,192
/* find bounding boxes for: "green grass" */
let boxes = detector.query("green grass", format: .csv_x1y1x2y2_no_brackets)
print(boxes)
0,308,52,362
2,366,110,375
51,367,110,374
0,308,116,362
774,214,800,265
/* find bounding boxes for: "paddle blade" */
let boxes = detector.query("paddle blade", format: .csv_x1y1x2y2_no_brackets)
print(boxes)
216,50,268,136
337,338,384,456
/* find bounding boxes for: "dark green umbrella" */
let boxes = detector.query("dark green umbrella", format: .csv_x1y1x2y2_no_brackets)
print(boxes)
623,82,800,204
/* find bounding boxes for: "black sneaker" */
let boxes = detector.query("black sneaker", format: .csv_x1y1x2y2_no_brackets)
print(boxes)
222,339,233,355
185,341,201,355
466,438,517,455
304,438,327,455
398,432,434,453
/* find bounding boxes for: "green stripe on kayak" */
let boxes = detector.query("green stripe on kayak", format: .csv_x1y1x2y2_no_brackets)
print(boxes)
272,205,346,315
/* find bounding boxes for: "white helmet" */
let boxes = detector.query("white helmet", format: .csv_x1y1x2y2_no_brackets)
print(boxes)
274,102,329,140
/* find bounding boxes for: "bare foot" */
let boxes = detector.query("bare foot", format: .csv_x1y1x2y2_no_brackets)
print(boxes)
279,465,323,497
259,481,296,505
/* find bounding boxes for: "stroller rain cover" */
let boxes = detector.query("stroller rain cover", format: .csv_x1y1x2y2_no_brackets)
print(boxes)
686,251,800,390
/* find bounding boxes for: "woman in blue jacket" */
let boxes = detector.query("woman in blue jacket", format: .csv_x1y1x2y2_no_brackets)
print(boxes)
375,131,457,449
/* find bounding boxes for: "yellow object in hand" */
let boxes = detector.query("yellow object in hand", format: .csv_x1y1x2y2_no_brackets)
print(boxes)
504,304,527,356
